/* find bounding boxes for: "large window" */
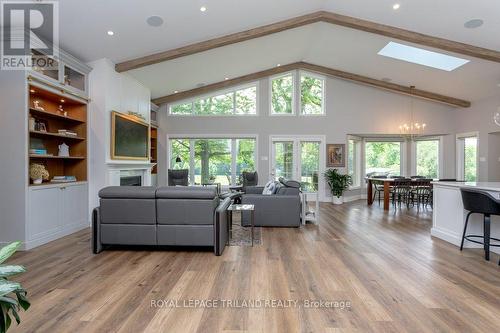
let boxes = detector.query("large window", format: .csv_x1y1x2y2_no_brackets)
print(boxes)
415,139,439,178
457,134,478,181
300,72,324,115
271,73,294,115
169,137,257,186
365,141,402,177
348,138,361,187
169,85,257,116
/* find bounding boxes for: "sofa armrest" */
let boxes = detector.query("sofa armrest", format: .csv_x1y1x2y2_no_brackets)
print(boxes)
245,186,264,194
92,207,102,254
214,197,232,256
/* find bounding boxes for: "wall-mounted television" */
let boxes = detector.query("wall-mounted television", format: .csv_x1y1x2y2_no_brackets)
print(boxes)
111,111,150,160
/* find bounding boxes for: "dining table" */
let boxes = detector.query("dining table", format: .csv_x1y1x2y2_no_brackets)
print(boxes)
366,177,434,211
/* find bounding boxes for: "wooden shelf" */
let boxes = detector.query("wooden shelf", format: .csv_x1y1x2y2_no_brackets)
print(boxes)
29,108,85,123
29,130,85,140
29,154,85,160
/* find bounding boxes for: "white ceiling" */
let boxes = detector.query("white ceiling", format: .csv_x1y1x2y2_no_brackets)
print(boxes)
56,0,500,102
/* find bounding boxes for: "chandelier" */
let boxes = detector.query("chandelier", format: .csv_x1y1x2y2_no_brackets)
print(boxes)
399,86,426,139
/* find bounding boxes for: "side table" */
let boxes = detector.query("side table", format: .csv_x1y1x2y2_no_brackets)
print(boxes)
227,204,255,246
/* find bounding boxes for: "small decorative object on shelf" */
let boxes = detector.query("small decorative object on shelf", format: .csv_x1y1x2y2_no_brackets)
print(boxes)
30,163,49,184
33,100,44,111
51,175,77,183
58,104,68,117
35,120,47,132
58,129,78,137
29,115,36,131
127,111,146,121
58,142,70,157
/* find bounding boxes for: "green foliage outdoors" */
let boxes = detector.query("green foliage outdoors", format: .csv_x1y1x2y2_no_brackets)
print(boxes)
416,140,439,178
365,142,401,176
464,137,477,181
0,241,30,333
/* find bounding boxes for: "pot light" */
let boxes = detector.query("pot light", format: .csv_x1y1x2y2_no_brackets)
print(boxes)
60,99,65,103
174,90,178,93
393,3,400,10
29,89,35,93
276,64,281,67
464,19,484,29
107,30,114,36
200,6,207,12
224,77,229,80
146,16,164,27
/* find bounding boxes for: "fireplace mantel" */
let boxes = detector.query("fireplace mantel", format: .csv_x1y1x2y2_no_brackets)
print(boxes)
106,162,157,186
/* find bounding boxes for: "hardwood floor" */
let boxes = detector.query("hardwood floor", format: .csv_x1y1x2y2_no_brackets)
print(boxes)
8,201,500,333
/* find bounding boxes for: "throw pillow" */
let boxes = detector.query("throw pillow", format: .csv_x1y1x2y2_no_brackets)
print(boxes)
262,181,276,195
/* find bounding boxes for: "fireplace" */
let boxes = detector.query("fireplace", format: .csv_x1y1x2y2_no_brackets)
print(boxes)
120,175,142,186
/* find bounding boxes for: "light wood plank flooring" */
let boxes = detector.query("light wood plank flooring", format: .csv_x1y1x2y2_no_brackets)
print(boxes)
8,201,500,332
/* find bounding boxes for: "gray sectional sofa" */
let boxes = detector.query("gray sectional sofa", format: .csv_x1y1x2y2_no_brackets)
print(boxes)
241,179,301,227
92,186,231,256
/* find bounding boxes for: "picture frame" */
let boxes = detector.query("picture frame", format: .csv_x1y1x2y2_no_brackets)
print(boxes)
326,144,345,167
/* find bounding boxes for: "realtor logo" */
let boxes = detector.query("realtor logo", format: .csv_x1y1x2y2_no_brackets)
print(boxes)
1,0,59,70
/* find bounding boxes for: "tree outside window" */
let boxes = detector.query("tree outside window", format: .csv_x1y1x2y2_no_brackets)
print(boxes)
416,140,439,178
300,75,323,115
271,74,294,114
365,142,401,176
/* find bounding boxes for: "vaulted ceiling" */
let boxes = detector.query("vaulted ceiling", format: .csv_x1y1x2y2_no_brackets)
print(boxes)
57,0,500,103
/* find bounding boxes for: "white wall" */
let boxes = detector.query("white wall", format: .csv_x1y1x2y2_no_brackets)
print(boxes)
88,59,151,211
454,94,500,181
159,73,459,200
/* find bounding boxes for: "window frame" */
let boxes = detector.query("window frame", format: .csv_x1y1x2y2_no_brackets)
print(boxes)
168,82,259,117
269,71,296,116
298,70,326,116
167,134,259,187
456,132,479,182
347,136,362,189
411,136,443,179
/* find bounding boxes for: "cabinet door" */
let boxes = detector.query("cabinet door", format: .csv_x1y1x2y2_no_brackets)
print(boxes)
62,184,88,229
28,187,61,241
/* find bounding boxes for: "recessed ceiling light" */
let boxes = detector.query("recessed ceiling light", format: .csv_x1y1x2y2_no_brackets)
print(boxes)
174,90,178,93
200,6,207,12
276,64,281,67
29,89,35,93
224,77,229,80
378,41,470,71
146,16,164,27
107,30,114,36
60,99,65,103
393,3,400,10
464,19,484,29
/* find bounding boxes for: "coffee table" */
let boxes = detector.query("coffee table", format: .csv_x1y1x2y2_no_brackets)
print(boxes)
227,204,255,246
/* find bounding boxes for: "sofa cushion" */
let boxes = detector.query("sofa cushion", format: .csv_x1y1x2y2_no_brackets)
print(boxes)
156,186,217,199
100,198,156,224
157,198,218,225
99,186,156,199
100,224,156,245
157,225,214,246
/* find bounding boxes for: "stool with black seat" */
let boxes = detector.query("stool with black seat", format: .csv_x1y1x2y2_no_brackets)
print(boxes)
460,188,500,264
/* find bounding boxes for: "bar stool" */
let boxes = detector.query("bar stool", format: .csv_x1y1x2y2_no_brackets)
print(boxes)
460,188,500,264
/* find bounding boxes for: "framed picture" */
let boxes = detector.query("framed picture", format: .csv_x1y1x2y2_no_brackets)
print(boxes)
326,144,345,167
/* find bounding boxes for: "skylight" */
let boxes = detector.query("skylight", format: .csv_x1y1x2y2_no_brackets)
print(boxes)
378,42,469,71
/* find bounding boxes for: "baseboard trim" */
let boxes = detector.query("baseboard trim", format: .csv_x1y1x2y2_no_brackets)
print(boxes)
431,227,500,254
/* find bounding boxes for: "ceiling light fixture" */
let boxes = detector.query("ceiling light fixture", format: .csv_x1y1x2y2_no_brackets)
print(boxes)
200,6,207,12
29,89,35,93
174,90,178,93
146,16,164,27
60,99,65,103
393,3,400,10
276,64,281,67
224,77,229,80
107,30,114,36
464,19,484,29
399,86,427,139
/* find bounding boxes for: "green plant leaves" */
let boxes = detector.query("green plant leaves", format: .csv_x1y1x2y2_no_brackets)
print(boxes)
0,266,26,278
0,280,21,298
0,242,21,265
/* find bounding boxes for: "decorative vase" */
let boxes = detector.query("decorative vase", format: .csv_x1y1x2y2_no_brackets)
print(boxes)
33,178,43,185
332,196,344,205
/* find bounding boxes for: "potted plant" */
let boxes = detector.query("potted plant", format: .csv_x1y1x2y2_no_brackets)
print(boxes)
0,241,30,332
29,163,49,185
324,168,353,204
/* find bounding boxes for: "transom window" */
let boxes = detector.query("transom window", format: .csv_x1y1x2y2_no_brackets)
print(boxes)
169,84,257,116
300,72,324,115
270,73,294,115
169,137,257,186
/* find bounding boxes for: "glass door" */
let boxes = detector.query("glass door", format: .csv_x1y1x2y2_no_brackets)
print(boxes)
271,137,322,193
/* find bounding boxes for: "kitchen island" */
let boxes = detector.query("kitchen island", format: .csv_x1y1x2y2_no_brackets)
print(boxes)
432,181,500,255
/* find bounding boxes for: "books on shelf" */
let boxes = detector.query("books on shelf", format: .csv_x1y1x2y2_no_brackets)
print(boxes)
29,149,50,155
57,129,78,136
50,176,77,183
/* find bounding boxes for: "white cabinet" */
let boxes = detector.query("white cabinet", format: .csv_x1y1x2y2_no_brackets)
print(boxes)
27,183,89,249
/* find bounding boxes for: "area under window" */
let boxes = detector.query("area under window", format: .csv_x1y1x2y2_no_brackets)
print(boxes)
365,141,402,177
169,137,257,186
270,73,294,114
348,138,361,187
169,84,257,116
415,140,440,178
457,135,478,181
300,72,324,115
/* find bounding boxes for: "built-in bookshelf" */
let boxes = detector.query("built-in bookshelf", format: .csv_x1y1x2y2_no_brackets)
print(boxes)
28,85,88,185
150,126,158,174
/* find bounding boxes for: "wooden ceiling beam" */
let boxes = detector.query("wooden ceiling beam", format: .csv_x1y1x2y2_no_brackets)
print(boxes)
152,62,471,108
116,11,500,72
